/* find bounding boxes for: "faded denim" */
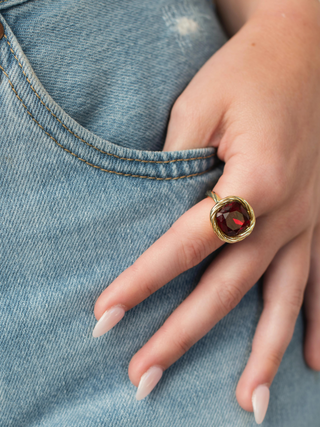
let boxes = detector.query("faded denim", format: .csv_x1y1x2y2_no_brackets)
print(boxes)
0,1,319,426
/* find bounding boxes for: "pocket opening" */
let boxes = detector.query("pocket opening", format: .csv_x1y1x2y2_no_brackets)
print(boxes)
0,13,220,179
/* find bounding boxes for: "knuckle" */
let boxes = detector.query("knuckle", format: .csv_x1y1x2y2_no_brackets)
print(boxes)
180,238,207,270
265,166,288,207
215,280,245,314
285,286,305,317
287,193,314,234
129,261,140,277
266,351,283,369
169,223,207,270
174,330,194,356
252,157,289,210
130,262,154,298
140,279,155,299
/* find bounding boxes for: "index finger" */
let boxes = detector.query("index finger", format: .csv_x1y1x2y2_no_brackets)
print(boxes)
93,195,221,320
93,159,265,322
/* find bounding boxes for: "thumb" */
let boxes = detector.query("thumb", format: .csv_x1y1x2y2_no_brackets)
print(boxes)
162,65,226,152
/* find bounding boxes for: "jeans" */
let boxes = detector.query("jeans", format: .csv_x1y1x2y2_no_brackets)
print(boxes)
0,1,319,426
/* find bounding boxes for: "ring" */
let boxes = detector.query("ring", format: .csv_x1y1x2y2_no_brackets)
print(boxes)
205,190,256,243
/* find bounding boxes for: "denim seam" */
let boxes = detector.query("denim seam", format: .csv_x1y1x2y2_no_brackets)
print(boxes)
2,33,216,165
0,63,216,180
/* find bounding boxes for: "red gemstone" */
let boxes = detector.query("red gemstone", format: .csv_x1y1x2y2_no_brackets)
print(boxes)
216,202,250,237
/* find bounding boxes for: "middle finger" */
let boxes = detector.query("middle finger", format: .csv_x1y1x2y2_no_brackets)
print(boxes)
93,196,224,321
128,213,281,389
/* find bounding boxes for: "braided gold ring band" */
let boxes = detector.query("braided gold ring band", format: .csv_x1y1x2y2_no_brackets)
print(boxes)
205,190,256,243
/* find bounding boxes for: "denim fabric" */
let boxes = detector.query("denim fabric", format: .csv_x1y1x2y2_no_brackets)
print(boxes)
0,0,227,151
0,2,319,427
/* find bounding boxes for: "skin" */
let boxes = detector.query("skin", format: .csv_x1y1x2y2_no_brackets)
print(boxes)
94,0,320,414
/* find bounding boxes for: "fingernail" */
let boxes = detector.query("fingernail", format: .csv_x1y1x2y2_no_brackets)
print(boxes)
135,366,163,401
252,384,270,424
92,306,125,338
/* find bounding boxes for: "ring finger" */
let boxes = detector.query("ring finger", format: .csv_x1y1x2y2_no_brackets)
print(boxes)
127,215,283,392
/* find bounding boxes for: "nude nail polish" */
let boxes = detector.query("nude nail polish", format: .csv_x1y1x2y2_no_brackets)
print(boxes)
252,384,270,424
135,366,163,401
92,306,125,338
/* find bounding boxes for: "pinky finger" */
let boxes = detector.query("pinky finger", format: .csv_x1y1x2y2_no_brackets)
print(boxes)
236,229,312,424
304,222,320,371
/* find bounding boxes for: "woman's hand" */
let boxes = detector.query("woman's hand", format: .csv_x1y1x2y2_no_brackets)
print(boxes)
93,1,320,423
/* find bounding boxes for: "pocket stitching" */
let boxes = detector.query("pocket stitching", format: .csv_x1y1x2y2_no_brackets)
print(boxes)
0,62,215,180
3,34,215,165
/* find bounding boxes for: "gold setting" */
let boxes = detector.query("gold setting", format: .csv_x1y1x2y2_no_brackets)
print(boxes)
205,190,256,244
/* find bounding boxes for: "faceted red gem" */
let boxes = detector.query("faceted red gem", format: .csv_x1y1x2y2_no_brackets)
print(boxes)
216,202,250,237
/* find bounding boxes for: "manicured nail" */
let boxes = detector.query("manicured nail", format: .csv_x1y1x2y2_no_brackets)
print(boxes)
135,366,163,401
92,306,125,338
252,384,270,424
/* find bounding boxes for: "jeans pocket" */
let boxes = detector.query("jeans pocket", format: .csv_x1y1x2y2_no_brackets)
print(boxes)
0,12,224,181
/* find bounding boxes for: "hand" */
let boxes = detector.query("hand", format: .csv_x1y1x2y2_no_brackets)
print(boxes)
93,4,320,424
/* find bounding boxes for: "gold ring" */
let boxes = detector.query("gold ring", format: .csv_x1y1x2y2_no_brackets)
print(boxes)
205,190,256,243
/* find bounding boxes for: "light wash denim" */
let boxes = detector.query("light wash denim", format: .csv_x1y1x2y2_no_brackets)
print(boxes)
0,1,319,426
